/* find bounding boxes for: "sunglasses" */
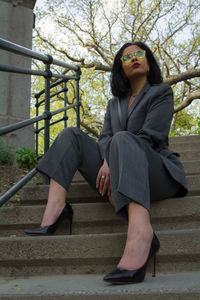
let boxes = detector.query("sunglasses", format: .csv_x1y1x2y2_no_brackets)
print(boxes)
121,50,146,63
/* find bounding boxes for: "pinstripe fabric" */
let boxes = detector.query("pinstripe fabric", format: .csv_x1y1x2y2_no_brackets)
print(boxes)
37,82,187,220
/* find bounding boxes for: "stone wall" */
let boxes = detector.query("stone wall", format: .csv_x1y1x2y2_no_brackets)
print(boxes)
0,0,36,150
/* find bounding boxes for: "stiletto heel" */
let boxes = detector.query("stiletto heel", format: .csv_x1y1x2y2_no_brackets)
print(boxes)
104,233,160,284
25,203,73,236
152,254,156,277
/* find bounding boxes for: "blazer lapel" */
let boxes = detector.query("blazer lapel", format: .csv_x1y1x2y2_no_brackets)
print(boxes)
127,82,151,118
117,93,130,130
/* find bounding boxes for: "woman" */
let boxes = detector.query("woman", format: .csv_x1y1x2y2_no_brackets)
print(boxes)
25,42,187,284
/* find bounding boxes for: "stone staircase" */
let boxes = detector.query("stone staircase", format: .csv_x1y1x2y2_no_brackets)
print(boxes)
0,135,200,299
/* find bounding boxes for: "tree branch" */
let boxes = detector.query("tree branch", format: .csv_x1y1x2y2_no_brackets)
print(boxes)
174,91,200,112
164,69,200,85
36,29,85,65
80,121,99,137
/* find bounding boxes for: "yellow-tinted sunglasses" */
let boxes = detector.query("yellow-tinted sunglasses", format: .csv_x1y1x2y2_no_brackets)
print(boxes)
121,50,146,63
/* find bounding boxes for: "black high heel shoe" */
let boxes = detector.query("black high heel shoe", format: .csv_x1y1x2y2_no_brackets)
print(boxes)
25,203,73,235
103,233,160,284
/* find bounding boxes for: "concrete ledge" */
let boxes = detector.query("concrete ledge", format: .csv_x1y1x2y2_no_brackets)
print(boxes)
169,141,200,152
0,230,199,276
18,174,200,205
1,196,199,224
169,135,200,143
0,272,199,299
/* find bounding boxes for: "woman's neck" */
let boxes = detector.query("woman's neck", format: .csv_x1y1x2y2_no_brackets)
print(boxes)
130,76,147,97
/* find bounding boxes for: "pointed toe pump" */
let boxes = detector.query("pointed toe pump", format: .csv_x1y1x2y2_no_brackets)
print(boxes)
25,203,73,236
103,233,160,284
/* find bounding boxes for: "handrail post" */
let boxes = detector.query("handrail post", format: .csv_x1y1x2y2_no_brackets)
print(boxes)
0,38,82,206
44,55,53,154
76,66,81,128
43,55,53,184
35,94,40,157
63,80,68,129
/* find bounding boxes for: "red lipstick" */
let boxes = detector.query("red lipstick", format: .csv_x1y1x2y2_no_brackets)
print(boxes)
132,63,140,68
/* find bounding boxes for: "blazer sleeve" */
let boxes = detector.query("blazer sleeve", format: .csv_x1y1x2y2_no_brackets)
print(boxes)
98,100,113,160
136,84,174,146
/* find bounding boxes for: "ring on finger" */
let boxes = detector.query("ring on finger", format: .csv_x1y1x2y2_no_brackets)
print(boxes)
101,175,105,179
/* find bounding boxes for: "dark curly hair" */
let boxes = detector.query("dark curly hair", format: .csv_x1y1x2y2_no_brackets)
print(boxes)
111,41,163,97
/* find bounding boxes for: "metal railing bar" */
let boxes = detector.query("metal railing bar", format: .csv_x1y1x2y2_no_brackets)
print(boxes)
0,114,47,136
49,118,66,127
0,168,38,207
0,38,79,71
36,90,65,109
51,73,77,80
0,64,47,76
49,89,66,99
51,103,76,116
64,81,68,129
35,104,76,133
0,38,81,206
0,64,78,80
35,79,66,98
52,58,79,71
36,117,66,132
76,69,81,128
37,99,45,107
0,38,48,62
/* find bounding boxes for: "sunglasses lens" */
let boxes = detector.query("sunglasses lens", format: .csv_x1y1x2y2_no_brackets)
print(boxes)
121,50,145,63
135,50,145,58
123,53,132,62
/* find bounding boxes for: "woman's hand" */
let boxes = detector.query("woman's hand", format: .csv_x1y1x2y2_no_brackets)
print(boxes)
96,158,110,196
107,184,114,207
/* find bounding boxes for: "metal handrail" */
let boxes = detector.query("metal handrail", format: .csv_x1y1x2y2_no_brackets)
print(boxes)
0,38,79,71
0,38,81,207
0,103,77,136
0,63,78,80
0,168,38,207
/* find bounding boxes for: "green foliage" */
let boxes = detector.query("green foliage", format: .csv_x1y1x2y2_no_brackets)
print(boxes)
170,109,197,136
194,117,200,134
15,147,37,169
0,139,15,166
33,0,200,136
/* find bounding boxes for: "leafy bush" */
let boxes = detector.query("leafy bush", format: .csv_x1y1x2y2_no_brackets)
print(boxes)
194,117,200,135
0,139,15,166
15,147,37,169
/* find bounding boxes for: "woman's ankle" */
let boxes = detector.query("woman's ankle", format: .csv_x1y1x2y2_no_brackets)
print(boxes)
41,202,66,226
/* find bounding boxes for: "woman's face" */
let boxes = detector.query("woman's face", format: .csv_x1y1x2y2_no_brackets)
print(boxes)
121,45,149,81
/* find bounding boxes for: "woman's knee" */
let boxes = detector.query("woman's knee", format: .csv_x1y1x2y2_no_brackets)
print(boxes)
111,131,138,147
58,127,82,139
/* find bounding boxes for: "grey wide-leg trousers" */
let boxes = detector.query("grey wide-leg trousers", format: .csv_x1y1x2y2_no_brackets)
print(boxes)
37,127,180,220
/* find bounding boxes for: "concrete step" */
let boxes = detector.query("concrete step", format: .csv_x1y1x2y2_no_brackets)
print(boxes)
183,160,200,175
169,141,200,152
0,196,199,236
19,182,101,205
0,272,199,300
178,150,200,161
18,174,200,205
187,174,200,195
169,135,200,143
0,229,199,276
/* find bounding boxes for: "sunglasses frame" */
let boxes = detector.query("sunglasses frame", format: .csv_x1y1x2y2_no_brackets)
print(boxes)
121,50,146,63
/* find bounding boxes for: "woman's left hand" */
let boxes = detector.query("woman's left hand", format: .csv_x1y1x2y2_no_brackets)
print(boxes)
107,184,114,207
96,158,110,196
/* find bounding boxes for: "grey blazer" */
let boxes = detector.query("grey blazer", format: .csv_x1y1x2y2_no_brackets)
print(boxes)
98,82,188,196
